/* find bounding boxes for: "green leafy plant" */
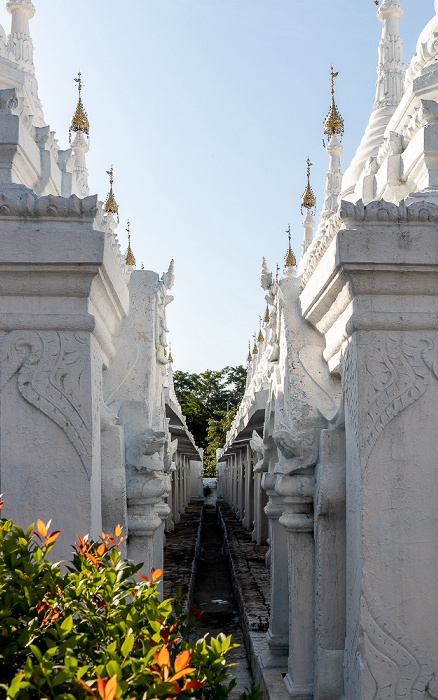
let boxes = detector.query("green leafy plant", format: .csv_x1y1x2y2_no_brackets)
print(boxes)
0,499,262,700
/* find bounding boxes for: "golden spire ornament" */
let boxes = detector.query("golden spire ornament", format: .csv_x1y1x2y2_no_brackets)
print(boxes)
252,333,258,355
124,220,136,267
301,157,316,214
247,341,252,363
324,66,344,143
69,71,89,143
168,344,173,364
276,263,280,283
257,316,264,343
263,304,270,324
104,166,119,221
284,225,297,268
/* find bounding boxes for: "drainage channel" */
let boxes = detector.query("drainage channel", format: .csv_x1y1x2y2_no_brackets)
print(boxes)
191,504,254,698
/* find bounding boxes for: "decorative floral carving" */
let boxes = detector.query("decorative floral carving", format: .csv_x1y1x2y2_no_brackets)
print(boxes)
360,590,437,699
0,330,92,473
361,336,433,461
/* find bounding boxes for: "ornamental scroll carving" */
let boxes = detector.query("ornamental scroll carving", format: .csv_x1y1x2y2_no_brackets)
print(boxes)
341,335,438,463
0,330,92,474
362,336,437,462
360,589,438,699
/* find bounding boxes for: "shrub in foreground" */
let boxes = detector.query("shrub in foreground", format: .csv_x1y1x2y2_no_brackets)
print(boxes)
0,501,261,700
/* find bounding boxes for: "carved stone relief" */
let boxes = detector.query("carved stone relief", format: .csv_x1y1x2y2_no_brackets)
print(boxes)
360,589,437,699
0,330,92,474
344,334,438,463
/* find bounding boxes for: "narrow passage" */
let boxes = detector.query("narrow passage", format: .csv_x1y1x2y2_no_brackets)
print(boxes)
192,505,253,698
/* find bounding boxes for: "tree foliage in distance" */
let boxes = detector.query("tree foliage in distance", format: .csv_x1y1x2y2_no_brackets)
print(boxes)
173,366,247,466
0,501,262,700
203,408,238,477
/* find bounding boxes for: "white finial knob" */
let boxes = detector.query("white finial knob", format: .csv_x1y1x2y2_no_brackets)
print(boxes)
7,1,35,19
377,0,403,21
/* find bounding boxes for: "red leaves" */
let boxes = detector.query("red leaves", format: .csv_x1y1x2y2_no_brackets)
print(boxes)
101,525,127,550
78,675,131,700
174,650,191,674
184,680,204,690
32,518,61,548
37,600,61,627
136,568,163,584
85,552,99,568
97,675,118,700
155,645,170,669
37,519,50,537
189,605,203,621
152,644,196,685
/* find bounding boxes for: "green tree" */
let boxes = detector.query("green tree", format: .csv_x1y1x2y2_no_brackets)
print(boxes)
203,409,238,477
173,366,246,450
173,366,247,478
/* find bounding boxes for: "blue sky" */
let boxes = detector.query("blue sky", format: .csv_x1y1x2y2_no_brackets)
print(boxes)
2,0,432,372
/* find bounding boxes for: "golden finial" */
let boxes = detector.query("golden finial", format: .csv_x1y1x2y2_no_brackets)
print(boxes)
252,333,258,355
284,225,297,268
301,157,316,214
247,341,252,363
69,71,89,143
257,316,264,343
263,304,270,324
141,262,144,270
104,166,119,220
124,220,136,267
276,263,280,283
168,344,173,364
323,66,344,143
374,0,379,5
164,348,167,357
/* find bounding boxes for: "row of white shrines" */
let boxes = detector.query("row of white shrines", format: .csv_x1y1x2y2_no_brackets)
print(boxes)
0,0,438,698
217,0,438,698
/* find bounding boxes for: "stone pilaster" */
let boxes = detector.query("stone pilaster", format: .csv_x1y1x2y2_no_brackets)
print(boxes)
276,473,315,699
261,471,289,669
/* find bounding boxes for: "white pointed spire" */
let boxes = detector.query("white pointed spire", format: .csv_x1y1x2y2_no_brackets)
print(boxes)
301,209,315,258
7,1,35,73
319,135,343,225
340,0,405,201
318,68,344,228
374,0,404,110
300,157,316,257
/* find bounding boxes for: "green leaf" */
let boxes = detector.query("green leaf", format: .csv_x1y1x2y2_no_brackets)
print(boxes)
121,634,135,657
52,669,72,687
106,659,121,679
60,614,73,634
